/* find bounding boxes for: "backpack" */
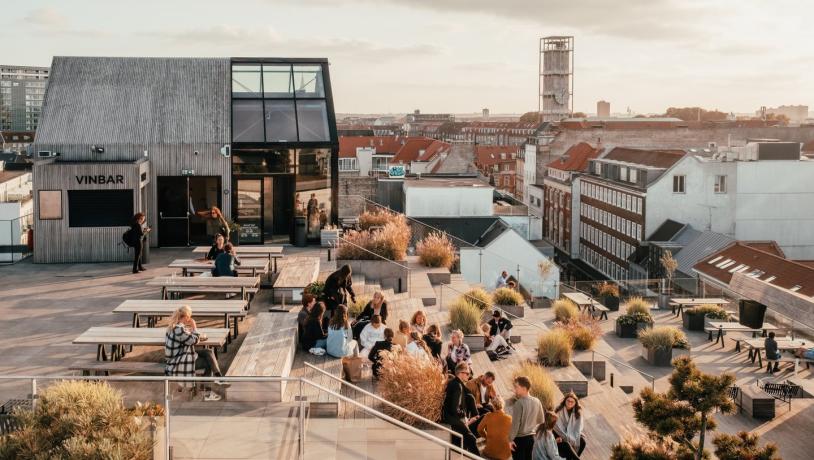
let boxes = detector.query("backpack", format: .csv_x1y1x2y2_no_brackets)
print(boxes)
486,350,499,361
122,229,136,248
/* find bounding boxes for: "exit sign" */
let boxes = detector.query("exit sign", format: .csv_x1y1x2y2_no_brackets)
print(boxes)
181,169,196,176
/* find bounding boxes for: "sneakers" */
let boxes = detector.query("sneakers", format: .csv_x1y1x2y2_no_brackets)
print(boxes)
204,392,222,401
309,347,326,356
214,380,232,388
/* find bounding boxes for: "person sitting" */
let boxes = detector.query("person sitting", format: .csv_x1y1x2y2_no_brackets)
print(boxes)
301,302,328,352
507,376,545,460
359,291,389,324
327,305,359,358
212,243,240,277
423,324,444,361
465,371,498,414
554,392,585,458
442,362,481,456
794,345,814,361
532,411,570,460
323,264,356,318
507,280,518,291
477,396,513,460
482,323,511,355
393,320,410,348
446,329,472,374
297,294,317,343
406,332,431,359
489,310,514,342
496,270,510,289
359,314,386,357
368,327,400,378
164,305,225,401
411,310,428,335
764,331,781,373
205,233,227,261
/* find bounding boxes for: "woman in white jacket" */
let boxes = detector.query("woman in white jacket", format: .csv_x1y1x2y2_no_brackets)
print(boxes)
359,314,385,357
554,392,586,457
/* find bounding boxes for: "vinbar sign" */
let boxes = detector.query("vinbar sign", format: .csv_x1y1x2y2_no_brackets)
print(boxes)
75,175,125,185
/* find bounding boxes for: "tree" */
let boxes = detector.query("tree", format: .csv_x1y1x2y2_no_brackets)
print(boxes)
630,356,736,460
572,111,587,118
664,107,728,122
660,250,678,293
519,111,542,123
713,432,781,460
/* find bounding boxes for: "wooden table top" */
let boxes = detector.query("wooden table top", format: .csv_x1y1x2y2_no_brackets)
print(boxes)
563,292,594,306
669,297,729,305
73,327,230,346
743,338,808,350
706,321,778,331
113,299,247,315
145,276,260,288
168,258,269,270
191,246,283,256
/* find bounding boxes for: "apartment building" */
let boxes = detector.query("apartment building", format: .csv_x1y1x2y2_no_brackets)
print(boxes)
0,65,49,131
473,145,520,196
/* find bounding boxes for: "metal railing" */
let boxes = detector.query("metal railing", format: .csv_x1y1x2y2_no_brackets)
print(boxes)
0,374,481,460
0,213,32,264
331,235,412,294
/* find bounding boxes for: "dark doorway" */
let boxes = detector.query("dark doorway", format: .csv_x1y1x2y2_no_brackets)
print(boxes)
157,176,222,247
234,174,295,244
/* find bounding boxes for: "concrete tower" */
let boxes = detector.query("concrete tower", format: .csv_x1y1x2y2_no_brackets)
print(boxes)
539,36,573,122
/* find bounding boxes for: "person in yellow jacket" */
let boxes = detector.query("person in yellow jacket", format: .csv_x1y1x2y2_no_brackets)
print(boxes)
477,396,513,460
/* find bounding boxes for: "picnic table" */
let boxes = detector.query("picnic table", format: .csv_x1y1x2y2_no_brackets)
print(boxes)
562,292,608,319
113,299,248,338
742,338,808,368
191,246,283,272
705,321,779,350
145,276,260,303
669,297,729,317
73,327,230,361
168,258,269,277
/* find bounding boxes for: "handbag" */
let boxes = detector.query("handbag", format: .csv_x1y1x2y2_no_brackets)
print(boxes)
341,355,363,383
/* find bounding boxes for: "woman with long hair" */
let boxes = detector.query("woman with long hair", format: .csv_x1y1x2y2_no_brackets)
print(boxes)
164,305,224,401
392,320,410,348
405,331,430,359
554,392,585,457
323,264,356,317
445,329,472,373
326,305,358,358
410,310,427,335
302,302,328,351
422,323,443,360
532,411,569,460
202,206,230,242
359,291,388,324
129,212,150,274
205,233,226,261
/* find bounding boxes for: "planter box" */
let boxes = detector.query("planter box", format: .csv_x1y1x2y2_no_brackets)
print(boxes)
642,345,674,366
547,365,588,397
336,259,409,293
602,295,620,311
463,334,485,352
531,297,552,309
682,312,706,331
495,303,526,319
657,293,671,309
320,229,341,248
616,320,650,338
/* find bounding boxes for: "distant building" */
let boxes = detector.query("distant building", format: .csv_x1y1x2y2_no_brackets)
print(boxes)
482,108,490,120
473,145,520,196
403,177,493,218
1,130,35,153
461,121,546,146
759,105,809,123
406,110,454,123
0,65,49,131
338,136,450,177
539,36,573,122
596,100,610,118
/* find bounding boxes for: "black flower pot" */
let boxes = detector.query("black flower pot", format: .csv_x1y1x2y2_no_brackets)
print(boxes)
739,300,766,329
603,295,620,311
616,320,649,338
682,312,706,331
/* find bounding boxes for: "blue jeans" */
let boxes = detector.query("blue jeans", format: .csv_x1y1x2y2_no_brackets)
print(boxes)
314,339,327,349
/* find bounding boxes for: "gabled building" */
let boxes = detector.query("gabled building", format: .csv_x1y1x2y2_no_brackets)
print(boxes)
338,136,451,177
473,145,520,196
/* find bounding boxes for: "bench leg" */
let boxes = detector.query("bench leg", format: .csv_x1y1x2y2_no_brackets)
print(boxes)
234,316,239,337
601,311,608,320
708,330,713,341
132,313,140,328
735,340,741,352
757,353,762,368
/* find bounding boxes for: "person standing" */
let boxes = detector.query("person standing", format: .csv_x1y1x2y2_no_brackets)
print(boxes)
200,206,230,242
532,411,568,460
129,213,150,274
478,396,513,460
507,376,545,460
554,392,585,458
496,270,510,289
442,362,481,456
307,193,320,238
323,265,356,317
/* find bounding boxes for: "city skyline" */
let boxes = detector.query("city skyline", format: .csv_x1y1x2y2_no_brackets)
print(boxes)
3,0,813,115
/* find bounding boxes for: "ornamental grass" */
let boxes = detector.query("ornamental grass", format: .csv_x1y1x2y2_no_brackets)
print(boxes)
337,217,411,261
493,287,524,306
359,210,397,230
556,315,602,351
597,281,620,298
537,329,573,366
463,287,493,311
684,304,729,320
638,325,689,350
377,351,447,423
624,297,652,317
552,298,580,322
448,298,482,335
512,362,558,411
416,232,456,268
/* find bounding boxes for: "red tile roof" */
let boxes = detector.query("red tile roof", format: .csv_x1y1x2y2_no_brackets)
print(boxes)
546,142,602,172
603,147,686,169
743,241,785,258
338,136,450,163
693,242,814,296
474,146,519,167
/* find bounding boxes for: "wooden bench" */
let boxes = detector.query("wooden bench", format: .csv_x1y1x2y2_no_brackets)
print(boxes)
741,384,776,419
70,359,166,376
590,303,610,321
729,385,742,413
272,256,320,304
758,379,800,412
225,313,298,403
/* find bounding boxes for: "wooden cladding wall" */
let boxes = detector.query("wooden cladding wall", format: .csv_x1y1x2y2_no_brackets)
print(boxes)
32,161,147,263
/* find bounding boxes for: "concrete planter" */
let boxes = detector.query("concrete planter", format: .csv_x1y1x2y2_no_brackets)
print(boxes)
135,416,165,460
336,259,409,293
642,345,673,367
573,351,606,381
616,319,650,338
682,311,706,331
320,229,341,248
658,292,671,309
602,295,620,311
463,334,485,352
531,297,553,309
495,303,526,319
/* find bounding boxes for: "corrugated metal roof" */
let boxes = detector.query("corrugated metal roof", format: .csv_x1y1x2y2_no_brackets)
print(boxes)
674,231,735,277
35,57,230,145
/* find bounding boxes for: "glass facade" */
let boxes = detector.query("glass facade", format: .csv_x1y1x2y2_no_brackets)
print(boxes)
230,59,338,244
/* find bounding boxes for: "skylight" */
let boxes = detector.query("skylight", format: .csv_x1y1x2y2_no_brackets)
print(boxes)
790,285,802,292
718,260,737,269
729,264,747,273
708,256,723,264
764,276,776,283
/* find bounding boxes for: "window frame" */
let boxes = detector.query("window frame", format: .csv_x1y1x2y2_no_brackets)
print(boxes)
672,174,686,194
714,174,727,194
38,190,62,220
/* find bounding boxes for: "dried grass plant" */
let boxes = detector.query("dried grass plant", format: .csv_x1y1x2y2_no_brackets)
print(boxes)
556,315,602,351
377,351,447,423
537,329,573,366
448,298,482,335
348,295,370,319
0,380,153,459
513,362,558,411
597,281,620,298
337,217,411,261
684,304,729,320
552,298,580,322
624,297,652,316
416,232,456,268
463,287,493,311
359,210,397,230
639,326,689,350
493,287,524,306
611,434,677,460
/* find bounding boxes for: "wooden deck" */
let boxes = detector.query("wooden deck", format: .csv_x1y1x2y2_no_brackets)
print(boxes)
273,256,320,303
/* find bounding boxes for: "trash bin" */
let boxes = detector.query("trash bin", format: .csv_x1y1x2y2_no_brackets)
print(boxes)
294,216,307,247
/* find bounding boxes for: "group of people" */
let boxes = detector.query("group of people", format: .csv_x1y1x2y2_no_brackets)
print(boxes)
763,331,814,374
444,364,587,460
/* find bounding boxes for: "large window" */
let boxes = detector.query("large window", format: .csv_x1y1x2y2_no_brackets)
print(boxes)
714,175,727,193
672,175,686,193
231,63,331,143
68,190,133,227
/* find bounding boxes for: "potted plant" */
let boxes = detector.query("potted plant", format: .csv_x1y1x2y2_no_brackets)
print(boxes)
493,287,526,318
449,297,484,351
639,326,690,366
303,281,325,298
658,250,678,309
682,304,729,331
615,297,654,338
597,281,620,311
336,214,412,293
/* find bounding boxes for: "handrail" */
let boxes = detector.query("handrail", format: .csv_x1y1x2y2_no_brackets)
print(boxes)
333,235,412,271
303,362,463,444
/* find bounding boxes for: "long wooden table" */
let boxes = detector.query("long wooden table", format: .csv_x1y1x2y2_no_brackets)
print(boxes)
113,299,248,337
191,246,283,271
669,297,729,317
742,338,808,368
704,321,779,349
168,258,269,277
145,276,260,302
562,292,608,319
73,327,230,361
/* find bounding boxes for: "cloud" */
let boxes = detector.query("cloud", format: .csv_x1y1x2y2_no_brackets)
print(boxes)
24,7,69,28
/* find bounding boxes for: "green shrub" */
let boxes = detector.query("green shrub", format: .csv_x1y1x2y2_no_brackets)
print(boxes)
0,380,154,459
537,329,572,366
552,298,580,322
639,326,689,350
513,362,558,411
685,304,729,320
348,295,369,319
416,232,456,268
463,287,493,311
624,297,652,316
303,281,324,297
449,298,482,335
493,287,524,306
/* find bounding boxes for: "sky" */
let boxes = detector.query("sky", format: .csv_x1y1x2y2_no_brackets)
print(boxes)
3,0,813,115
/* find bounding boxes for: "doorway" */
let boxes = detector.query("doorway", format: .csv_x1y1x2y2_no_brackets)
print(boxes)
234,175,295,244
157,176,222,247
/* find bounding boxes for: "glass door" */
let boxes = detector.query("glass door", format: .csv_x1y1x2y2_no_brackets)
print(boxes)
157,177,190,247
235,179,262,244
